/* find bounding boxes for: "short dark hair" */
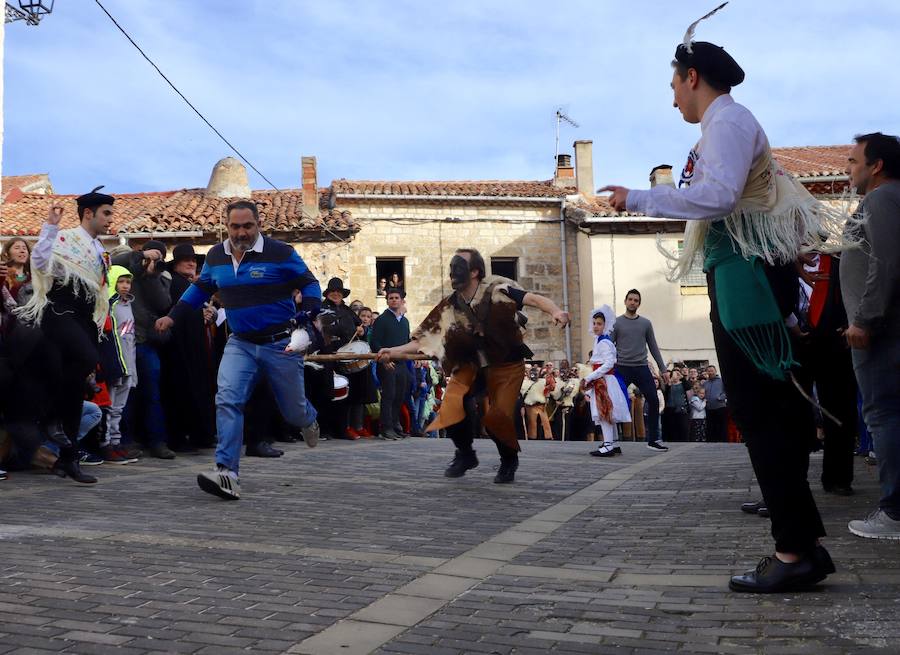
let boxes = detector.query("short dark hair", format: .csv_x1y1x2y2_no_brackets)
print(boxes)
592,311,606,322
225,200,260,223
854,132,900,179
625,289,641,302
672,60,732,94
455,248,486,281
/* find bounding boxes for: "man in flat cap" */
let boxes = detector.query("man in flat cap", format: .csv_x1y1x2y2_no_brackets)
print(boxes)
600,4,850,593
17,187,115,483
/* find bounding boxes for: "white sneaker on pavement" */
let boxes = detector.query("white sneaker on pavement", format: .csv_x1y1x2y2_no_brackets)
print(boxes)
197,466,240,500
849,509,900,540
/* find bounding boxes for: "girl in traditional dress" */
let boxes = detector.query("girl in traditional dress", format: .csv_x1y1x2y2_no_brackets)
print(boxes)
582,305,631,457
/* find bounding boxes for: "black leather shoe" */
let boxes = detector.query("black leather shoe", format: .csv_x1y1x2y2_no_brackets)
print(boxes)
729,552,829,593
823,484,855,496
493,457,518,484
53,459,98,484
246,441,283,457
445,450,479,478
758,506,770,518
741,501,764,514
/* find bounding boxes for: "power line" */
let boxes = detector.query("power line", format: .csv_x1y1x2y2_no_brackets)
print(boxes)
93,0,351,245
92,0,279,191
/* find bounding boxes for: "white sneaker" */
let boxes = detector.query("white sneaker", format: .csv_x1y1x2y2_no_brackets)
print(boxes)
197,467,240,500
646,441,669,452
302,420,320,448
849,509,900,540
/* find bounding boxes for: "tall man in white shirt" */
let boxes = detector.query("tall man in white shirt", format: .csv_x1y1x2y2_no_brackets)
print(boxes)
601,22,841,592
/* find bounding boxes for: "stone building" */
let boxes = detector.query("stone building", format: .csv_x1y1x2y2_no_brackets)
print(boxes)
0,144,852,368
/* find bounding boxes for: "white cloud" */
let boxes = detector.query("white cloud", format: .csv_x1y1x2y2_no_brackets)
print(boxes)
3,0,899,194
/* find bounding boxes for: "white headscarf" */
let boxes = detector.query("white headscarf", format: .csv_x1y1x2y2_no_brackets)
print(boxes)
590,304,616,337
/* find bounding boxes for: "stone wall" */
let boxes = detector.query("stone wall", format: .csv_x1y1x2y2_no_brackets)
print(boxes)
291,198,582,365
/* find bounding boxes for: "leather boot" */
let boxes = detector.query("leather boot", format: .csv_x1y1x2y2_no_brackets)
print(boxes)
53,458,98,484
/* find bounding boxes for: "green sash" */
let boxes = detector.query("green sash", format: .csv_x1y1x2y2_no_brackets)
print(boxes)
704,222,796,380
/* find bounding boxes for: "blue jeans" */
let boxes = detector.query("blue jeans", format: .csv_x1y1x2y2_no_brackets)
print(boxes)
618,364,659,442
133,344,168,447
79,401,102,440
853,335,900,518
215,336,316,474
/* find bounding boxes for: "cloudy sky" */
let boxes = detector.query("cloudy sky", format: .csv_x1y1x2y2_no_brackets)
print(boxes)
3,1,898,195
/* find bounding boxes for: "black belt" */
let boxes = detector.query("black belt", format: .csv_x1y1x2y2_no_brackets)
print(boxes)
237,328,292,345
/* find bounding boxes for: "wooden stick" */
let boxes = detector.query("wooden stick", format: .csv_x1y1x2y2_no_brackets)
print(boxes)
305,352,434,362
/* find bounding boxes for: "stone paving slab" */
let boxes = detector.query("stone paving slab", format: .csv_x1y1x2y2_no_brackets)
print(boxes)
1,438,898,654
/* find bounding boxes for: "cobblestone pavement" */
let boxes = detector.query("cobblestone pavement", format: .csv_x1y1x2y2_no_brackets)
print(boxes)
1,438,897,654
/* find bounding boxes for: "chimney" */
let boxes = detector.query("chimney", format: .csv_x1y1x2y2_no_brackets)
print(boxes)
302,156,318,219
206,157,251,198
573,140,594,197
649,164,676,188
553,153,576,188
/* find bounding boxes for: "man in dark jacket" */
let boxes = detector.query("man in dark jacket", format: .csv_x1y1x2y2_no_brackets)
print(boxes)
161,243,216,452
369,288,411,439
112,240,175,459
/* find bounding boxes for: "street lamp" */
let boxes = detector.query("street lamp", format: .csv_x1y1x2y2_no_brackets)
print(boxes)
5,0,54,25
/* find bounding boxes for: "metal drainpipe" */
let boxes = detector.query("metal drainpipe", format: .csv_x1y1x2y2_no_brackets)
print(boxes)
559,199,572,363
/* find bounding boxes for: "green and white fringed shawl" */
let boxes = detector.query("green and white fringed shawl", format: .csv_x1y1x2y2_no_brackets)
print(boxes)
16,227,109,329
660,148,858,380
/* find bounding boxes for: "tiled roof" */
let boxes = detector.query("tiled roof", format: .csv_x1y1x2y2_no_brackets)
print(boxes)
2,174,52,201
0,188,355,237
332,179,567,199
771,146,850,178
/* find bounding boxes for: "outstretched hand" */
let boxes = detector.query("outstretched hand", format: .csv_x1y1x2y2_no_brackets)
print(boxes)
597,185,629,212
47,204,64,226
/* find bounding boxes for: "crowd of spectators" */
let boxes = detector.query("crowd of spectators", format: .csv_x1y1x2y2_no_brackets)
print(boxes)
0,239,448,482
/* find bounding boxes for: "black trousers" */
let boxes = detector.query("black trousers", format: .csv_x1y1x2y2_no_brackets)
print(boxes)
705,407,729,443
40,308,99,462
448,393,517,461
377,363,409,432
794,335,858,489
709,277,825,554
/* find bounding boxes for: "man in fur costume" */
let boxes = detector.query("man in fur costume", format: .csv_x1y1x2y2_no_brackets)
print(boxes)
375,248,568,483
17,189,114,483
600,3,847,592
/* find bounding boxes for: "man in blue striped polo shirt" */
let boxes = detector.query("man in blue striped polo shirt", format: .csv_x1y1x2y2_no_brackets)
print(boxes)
156,200,321,500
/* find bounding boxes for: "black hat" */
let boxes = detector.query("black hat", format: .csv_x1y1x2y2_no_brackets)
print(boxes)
141,240,168,259
323,277,350,298
76,185,115,212
674,41,744,88
171,243,196,263
385,286,406,299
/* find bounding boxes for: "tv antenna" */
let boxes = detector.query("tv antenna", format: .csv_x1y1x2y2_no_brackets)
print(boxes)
555,108,579,161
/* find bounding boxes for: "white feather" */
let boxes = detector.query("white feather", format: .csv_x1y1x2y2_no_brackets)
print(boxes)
682,1,728,54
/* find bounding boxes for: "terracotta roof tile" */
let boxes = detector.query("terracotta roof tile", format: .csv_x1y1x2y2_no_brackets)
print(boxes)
332,179,567,199
0,188,356,237
771,146,850,178
2,174,53,201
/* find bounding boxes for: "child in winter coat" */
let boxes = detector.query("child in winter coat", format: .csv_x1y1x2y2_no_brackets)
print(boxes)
98,265,138,463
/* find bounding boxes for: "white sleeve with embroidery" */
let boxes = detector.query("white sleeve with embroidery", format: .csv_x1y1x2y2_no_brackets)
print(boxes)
626,118,760,220
30,223,59,272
